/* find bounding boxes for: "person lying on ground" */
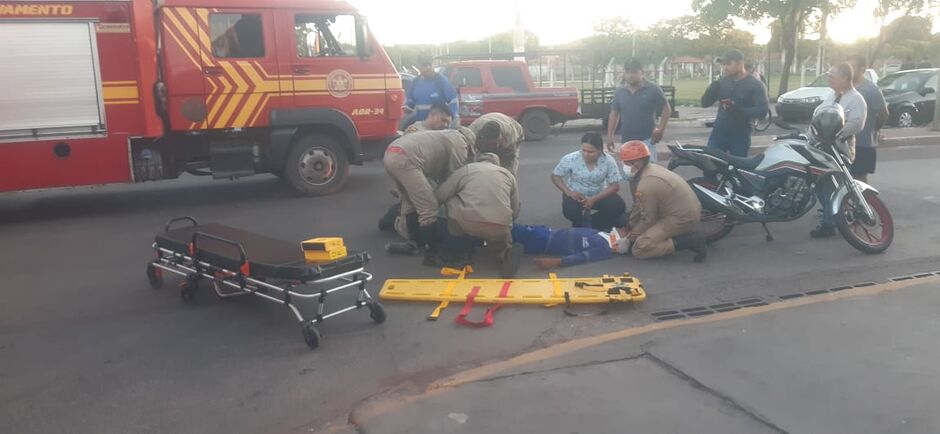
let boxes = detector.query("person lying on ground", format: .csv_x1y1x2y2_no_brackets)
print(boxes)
510,223,629,270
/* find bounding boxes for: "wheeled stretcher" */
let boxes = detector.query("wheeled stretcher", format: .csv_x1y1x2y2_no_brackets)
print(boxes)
146,217,385,349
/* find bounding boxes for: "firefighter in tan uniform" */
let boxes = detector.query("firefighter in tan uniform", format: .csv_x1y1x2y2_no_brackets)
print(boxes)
468,112,524,175
619,141,707,262
403,102,453,135
383,127,476,256
435,153,523,277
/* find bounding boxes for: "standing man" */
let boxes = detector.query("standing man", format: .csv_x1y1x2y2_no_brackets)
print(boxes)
435,153,523,277
404,54,459,128
619,141,706,262
811,62,868,239
846,54,888,183
383,128,476,258
606,58,670,163
404,102,454,134
701,49,769,157
469,112,525,175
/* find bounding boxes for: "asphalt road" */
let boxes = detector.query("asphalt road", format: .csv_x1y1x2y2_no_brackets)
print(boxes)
2,132,939,433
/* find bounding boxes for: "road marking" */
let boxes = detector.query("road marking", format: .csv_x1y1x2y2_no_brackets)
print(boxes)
348,275,940,425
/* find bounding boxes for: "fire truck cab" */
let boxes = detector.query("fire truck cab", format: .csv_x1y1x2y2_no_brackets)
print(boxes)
0,0,404,195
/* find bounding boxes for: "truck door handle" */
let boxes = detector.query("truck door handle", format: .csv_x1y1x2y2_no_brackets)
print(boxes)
203,66,224,76
292,65,311,75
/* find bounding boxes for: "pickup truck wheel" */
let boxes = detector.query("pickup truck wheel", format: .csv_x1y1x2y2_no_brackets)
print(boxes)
285,133,349,196
521,110,551,141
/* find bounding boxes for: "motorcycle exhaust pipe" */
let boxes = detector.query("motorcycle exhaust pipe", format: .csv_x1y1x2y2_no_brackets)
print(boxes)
692,184,747,219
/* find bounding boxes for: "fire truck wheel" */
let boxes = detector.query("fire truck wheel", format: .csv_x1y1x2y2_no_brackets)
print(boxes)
521,110,551,141
285,133,349,196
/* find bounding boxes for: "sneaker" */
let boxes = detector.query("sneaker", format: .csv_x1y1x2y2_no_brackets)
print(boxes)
810,223,836,239
386,241,421,256
500,243,524,278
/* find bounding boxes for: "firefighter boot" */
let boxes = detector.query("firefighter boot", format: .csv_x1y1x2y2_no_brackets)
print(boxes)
419,223,444,267
500,243,524,278
439,235,478,269
673,233,707,263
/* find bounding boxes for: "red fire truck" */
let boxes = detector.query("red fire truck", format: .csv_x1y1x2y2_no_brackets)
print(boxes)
0,0,404,195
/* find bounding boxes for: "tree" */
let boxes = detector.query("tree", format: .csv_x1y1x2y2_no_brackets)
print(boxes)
868,0,931,65
693,0,856,97
593,17,635,39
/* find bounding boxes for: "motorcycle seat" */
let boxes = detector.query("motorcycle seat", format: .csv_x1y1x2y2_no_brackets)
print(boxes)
702,147,765,170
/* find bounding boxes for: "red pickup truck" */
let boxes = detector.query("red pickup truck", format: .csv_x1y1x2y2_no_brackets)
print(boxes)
441,61,579,141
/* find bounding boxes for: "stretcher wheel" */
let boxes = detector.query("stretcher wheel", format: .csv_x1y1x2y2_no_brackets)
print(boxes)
146,263,163,289
301,321,321,349
180,285,196,302
180,277,198,302
368,301,386,324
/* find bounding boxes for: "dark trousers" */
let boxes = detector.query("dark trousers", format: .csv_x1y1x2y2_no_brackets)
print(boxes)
707,125,752,157
562,193,626,232
815,176,838,226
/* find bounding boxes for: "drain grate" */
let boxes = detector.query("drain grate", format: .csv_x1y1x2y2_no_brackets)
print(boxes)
777,281,879,301
889,272,939,282
648,270,939,324
651,296,767,321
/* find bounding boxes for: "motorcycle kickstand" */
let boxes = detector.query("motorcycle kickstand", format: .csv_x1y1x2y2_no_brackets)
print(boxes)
761,223,774,242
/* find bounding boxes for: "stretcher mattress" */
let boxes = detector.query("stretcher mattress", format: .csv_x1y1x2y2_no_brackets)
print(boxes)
155,223,369,281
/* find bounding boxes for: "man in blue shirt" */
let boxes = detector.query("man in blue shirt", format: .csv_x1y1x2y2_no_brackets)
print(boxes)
701,49,769,157
606,58,670,163
846,54,889,183
405,54,459,126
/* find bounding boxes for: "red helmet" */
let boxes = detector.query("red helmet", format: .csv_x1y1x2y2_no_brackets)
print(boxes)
619,140,650,162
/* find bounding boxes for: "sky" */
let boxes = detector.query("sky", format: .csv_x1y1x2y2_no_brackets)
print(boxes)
352,0,939,46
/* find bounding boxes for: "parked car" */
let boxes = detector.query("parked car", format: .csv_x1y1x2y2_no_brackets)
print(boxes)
878,68,938,128
775,69,879,123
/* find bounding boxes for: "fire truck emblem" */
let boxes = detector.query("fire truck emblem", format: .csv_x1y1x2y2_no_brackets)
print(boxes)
327,69,353,98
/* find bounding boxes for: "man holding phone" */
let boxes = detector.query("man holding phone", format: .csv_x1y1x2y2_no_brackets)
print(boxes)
701,49,769,157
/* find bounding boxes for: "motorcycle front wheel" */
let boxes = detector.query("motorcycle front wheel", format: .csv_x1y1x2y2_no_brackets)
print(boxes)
834,190,894,254
688,177,735,243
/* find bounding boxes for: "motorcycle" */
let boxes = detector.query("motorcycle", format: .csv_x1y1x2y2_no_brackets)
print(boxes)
666,121,894,254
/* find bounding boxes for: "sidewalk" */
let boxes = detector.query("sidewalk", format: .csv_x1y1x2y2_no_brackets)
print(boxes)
339,275,940,434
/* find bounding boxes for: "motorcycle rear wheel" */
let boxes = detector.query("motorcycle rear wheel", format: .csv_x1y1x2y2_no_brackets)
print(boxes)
834,190,894,254
688,177,735,243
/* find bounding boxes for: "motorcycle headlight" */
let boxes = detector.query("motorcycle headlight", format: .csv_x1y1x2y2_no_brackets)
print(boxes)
803,96,822,103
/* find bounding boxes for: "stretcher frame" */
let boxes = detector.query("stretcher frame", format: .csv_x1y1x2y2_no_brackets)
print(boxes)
146,217,385,349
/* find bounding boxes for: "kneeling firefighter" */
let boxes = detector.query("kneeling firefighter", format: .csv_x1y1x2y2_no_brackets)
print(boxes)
382,128,476,262
620,141,708,262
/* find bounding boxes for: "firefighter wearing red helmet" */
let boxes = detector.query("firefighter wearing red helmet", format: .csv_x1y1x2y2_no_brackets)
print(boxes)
620,141,708,262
